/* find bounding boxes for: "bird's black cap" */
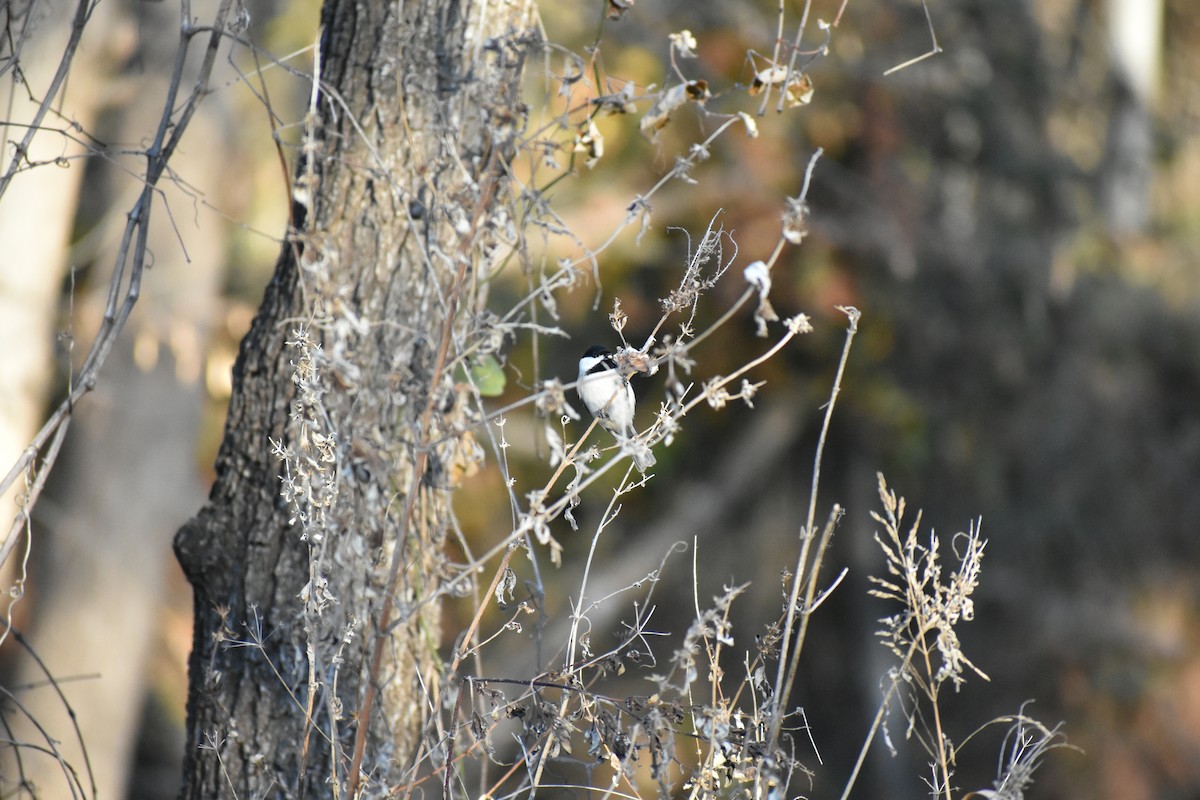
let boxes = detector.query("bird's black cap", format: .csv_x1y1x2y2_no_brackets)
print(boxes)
582,345,611,358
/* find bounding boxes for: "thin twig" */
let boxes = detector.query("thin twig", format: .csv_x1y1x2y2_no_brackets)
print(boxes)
0,0,236,582
883,0,941,76
768,305,859,747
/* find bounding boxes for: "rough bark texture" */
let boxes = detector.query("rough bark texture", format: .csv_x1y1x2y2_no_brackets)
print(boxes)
174,0,534,796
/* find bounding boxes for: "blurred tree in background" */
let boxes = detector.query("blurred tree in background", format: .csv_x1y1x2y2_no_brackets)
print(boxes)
2,0,1200,798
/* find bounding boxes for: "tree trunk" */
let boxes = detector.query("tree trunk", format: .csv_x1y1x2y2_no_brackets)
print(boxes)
173,0,534,795
0,0,119,611
1102,0,1161,235
7,49,225,793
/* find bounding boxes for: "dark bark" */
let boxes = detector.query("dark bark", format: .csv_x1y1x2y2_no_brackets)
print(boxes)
174,0,535,796
174,258,302,798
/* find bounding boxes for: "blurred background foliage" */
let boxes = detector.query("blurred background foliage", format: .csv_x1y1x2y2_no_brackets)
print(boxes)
493,2,1200,792
3,0,1200,797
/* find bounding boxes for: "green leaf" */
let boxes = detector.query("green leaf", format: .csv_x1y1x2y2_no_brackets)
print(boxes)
458,354,506,397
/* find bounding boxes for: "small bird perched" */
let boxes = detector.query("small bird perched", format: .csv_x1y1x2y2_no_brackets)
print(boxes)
577,345,634,435
577,345,656,470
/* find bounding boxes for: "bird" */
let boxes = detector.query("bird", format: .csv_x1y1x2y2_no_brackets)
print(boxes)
577,345,656,470
578,345,635,435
